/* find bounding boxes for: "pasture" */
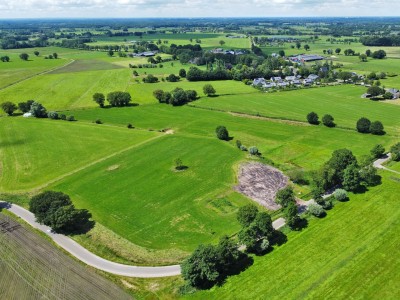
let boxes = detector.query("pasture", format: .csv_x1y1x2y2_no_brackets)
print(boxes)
0,117,157,191
188,171,400,299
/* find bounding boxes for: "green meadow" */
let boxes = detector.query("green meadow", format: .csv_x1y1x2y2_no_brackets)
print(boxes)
188,171,400,300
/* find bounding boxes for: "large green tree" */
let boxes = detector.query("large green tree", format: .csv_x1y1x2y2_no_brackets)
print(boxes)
1,101,17,116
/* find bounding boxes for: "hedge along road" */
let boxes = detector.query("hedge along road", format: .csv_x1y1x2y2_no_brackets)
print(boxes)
0,155,392,278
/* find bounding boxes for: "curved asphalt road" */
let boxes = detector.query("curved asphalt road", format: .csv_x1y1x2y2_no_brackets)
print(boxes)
0,154,393,277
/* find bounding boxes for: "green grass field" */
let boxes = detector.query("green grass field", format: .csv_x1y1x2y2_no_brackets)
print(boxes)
188,171,400,299
0,117,157,191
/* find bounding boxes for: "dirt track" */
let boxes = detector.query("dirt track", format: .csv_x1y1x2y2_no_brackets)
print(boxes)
235,162,288,210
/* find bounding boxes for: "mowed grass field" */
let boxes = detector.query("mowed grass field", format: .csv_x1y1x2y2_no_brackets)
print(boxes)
194,84,400,135
188,171,400,300
0,117,157,191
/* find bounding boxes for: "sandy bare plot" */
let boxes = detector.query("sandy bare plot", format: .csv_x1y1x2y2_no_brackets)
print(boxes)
234,162,288,210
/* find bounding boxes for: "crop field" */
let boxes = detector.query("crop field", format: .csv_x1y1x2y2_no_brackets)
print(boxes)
0,117,157,191
188,171,400,299
0,213,131,300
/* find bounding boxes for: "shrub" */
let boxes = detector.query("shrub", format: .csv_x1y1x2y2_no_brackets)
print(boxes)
179,68,187,78
18,100,34,113
94,119,102,124
203,84,216,96
59,114,66,120
356,117,371,133
248,146,259,156
369,121,384,135
127,123,133,129
322,114,335,127
236,140,242,149
67,116,75,121
186,90,198,101
333,189,348,201
47,111,59,120
390,143,400,161
240,145,247,151
143,74,159,83
307,112,319,125
370,144,385,159
215,126,229,141
287,169,307,184
30,101,47,118
107,91,131,107
166,74,180,82
308,203,325,217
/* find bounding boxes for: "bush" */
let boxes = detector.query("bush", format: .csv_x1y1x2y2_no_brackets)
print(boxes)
333,189,348,201
356,117,371,133
47,111,59,119
30,101,47,118
67,116,75,121
107,91,131,107
322,114,335,127
308,203,325,217
179,68,187,78
369,121,384,135
166,74,180,82
18,100,34,113
215,126,229,141
307,112,319,125
240,145,247,151
59,114,66,120
143,74,159,83
287,169,307,185
390,143,400,161
248,146,259,156
127,123,133,129
236,140,242,149
203,84,216,96
186,90,198,101
370,144,385,159
94,119,102,124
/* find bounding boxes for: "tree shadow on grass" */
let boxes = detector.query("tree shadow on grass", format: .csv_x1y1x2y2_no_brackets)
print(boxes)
291,218,308,231
270,230,288,246
216,253,254,287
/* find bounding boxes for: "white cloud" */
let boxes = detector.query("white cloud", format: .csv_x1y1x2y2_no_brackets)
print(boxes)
0,0,398,18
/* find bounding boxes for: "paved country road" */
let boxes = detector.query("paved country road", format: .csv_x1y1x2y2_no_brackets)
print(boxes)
0,201,181,278
0,154,394,278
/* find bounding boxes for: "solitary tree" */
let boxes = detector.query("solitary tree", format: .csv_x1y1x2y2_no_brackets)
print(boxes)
322,114,335,127
179,68,187,78
215,125,229,141
359,54,367,62
19,53,29,61
307,112,319,125
304,44,310,51
356,117,371,133
53,53,58,59
203,84,216,97
335,48,341,55
34,51,40,56
1,101,17,116
369,121,384,135
92,93,105,108
219,40,225,47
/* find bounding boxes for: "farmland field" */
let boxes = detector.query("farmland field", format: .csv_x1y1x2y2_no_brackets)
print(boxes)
0,213,131,300
1,18,400,299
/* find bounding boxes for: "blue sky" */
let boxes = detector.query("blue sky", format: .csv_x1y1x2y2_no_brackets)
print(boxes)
0,0,398,18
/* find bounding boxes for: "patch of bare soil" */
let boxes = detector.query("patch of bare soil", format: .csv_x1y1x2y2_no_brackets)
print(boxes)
229,112,309,126
234,162,288,210
107,164,120,171
164,129,175,134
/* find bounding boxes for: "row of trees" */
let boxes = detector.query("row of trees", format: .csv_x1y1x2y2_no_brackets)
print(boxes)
93,92,132,107
306,112,384,135
29,191,92,233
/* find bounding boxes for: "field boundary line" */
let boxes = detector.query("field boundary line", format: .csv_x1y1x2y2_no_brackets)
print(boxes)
0,59,75,91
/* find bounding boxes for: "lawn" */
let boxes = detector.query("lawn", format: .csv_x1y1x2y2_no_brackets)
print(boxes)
0,116,157,191
188,171,400,299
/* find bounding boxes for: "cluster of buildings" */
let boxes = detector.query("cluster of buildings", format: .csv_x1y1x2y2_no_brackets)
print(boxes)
288,54,324,63
209,48,247,55
253,74,320,89
131,51,158,57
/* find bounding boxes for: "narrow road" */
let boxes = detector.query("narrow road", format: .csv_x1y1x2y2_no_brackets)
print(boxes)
0,201,181,278
0,154,395,278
